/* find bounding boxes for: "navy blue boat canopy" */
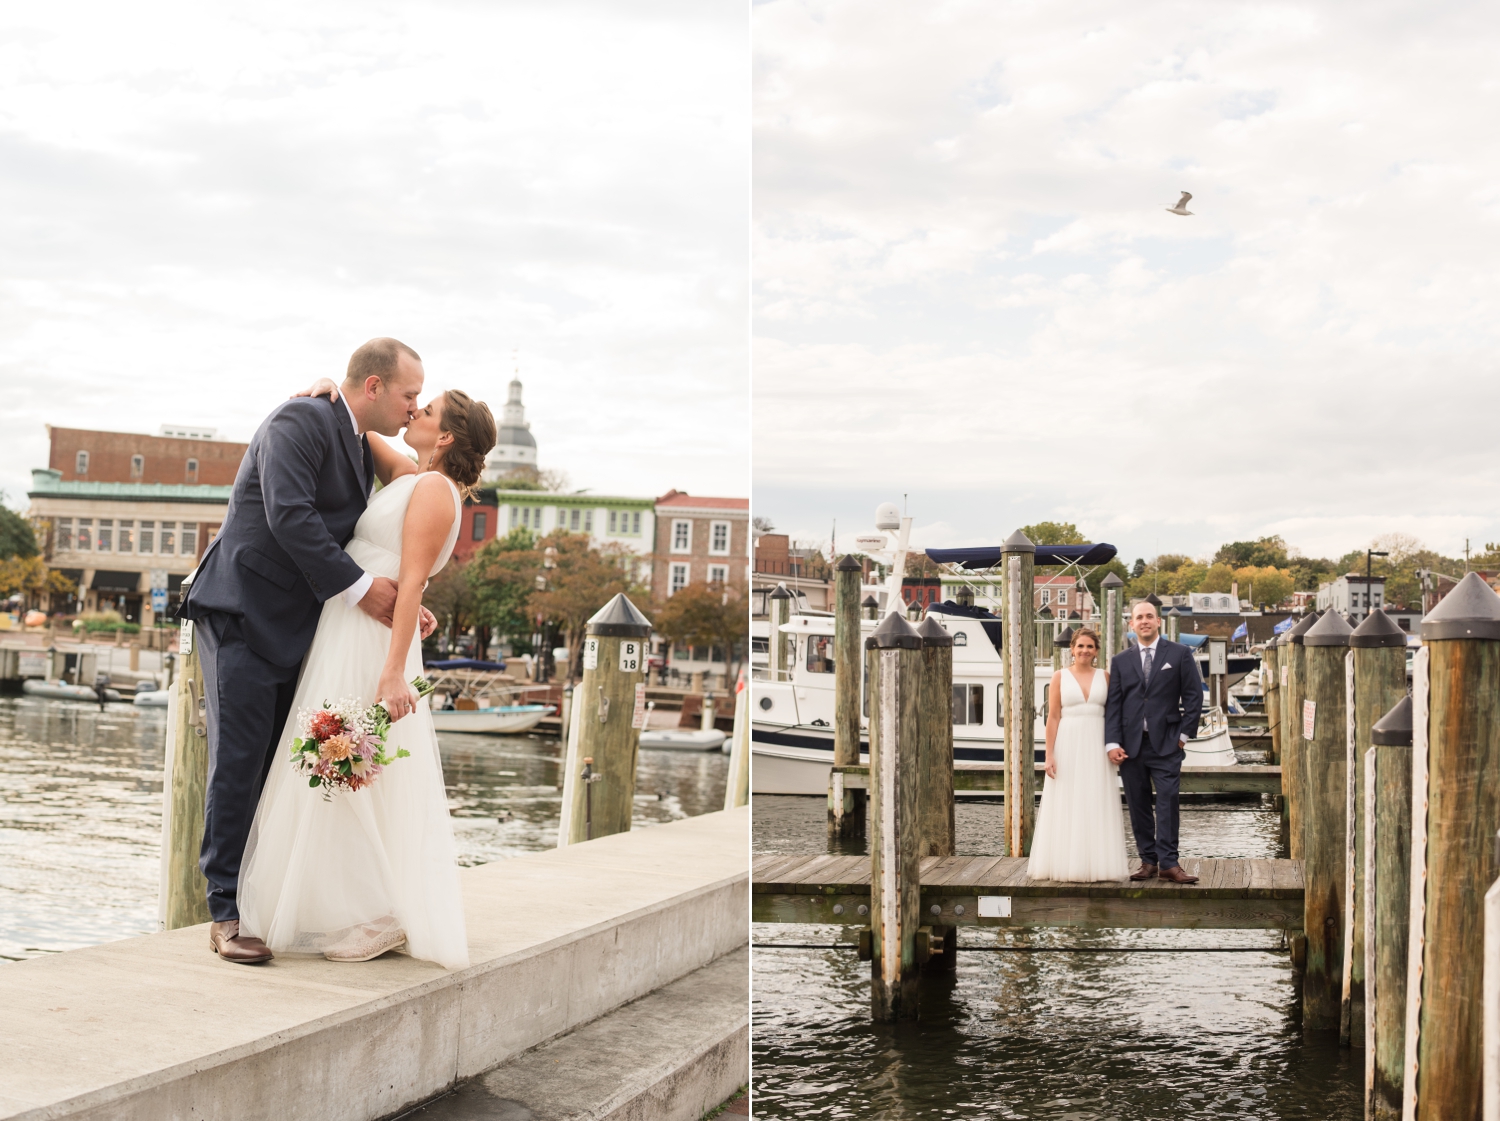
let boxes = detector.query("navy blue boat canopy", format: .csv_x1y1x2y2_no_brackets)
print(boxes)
423,658,508,671
926,543,1118,569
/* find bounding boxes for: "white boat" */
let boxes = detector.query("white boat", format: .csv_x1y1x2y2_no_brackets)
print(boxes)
638,728,727,752
430,703,555,735
133,689,171,707
23,679,124,703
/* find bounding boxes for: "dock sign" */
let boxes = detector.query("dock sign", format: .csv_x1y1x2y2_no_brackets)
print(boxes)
618,640,641,673
583,638,598,670
630,683,647,729
1303,699,1316,740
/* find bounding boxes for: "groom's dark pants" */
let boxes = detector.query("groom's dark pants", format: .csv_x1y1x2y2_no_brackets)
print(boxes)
195,611,301,922
1119,745,1183,871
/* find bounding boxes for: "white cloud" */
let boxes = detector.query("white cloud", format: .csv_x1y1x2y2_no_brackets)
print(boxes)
0,0,748,506
754,0,1500,562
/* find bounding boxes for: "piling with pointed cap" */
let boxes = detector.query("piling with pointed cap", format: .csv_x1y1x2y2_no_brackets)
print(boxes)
1055,624,1075,670
862,594,879,621
1367,694,1414,1119
1101,571,1125,669
1264,635,1282,766
1037,606,1054,666
1404,572,1500,1119
1301,607,1354,1029
1282,610,1323,862
1166,607,1182,643
163,620,211,929
768,583,793,680
829,555,867,838
1342,609,1409,1049
915,614,956,974
558,593,651,846
999,530,1037,857
866,611,924,1021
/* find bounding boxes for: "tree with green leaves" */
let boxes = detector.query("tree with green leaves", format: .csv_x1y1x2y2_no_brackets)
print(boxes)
652,581,749,686
0,502,38,560
1213,536,1289,569
1019,521,1087,546
467,527,540,648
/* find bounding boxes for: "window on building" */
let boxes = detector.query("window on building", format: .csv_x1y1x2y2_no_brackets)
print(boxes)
160,522,176,554
806,634,835,674
1057,589,1068,605
130,454,144,480
139,521,154,553
472,511,487,541
669,562,689,596
185,458,199,483
708,564,729,585
951,683,984,725
97,519,113,552
56,518,74,551
709,521,730,556
75,450,89,476
671,520,691,553
631,511,641,535
584,510,593,533
76,518,92,551
1040,588,1051,606
181,523,198,555
568,509,580,531
608,510,618,534
117,520,134,554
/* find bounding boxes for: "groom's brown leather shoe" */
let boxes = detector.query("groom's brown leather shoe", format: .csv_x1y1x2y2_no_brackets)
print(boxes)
1129,862,1158,881
210,920,273,964
1158,865,1200,884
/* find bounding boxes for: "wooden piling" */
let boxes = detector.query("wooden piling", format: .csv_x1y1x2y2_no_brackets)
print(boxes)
1283,611,1321,862
867,612,924,1021
1301,609,1353,1030
1263,637,1282,765
559,594,651,846
1486,831,1500,1121
768,584,792,681
162,621,211,930
1342,610,1407,1049
1403,573,1500,1118
1036,608,1054,668
999,530,1036,857
915,614,956,974
723,674,749,811
1367,695,1413,1119
829,555,866,838
1100,572,1124,670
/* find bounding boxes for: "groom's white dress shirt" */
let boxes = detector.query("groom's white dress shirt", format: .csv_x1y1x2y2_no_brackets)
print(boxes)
336,394,374,611
1104,633,1189,754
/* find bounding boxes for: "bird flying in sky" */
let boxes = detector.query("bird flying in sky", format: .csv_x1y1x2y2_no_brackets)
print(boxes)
1166,191,1193,216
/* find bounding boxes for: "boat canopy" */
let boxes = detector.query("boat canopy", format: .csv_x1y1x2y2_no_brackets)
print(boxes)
423,658,508,671
927,543,1118,570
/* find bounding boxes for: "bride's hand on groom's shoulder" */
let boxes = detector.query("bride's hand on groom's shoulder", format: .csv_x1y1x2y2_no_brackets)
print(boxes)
291,377,340,402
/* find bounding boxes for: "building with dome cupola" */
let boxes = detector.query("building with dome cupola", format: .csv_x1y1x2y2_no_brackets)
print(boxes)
483,375,538,482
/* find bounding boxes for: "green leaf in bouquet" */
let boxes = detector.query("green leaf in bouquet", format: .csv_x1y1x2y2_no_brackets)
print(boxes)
308,776,321,788
411,676,435,699
396,748,411,758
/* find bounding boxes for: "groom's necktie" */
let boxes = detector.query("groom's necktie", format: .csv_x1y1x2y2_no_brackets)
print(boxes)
1142,646,1154,679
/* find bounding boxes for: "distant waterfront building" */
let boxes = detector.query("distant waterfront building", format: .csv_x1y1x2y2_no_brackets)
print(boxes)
453,488,658,575
48,425,246,487
483,376,538,482
1186,591,1240,615
1316,574,1387,624
653,491,750,689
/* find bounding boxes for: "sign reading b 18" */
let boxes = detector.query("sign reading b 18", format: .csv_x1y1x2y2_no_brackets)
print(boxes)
619,640,642,673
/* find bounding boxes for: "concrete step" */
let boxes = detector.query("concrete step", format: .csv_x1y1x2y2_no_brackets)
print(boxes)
399,947,748,1121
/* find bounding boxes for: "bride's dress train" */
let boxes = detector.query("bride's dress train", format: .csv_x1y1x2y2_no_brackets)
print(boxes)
239,473,470,969
1027,667,1129,883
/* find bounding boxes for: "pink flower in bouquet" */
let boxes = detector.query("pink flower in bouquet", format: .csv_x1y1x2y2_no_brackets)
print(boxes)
320,733,354,763
357,734,381,759
349,755,377,780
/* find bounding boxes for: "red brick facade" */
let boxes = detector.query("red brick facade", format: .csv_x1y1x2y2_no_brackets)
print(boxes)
48,426,248,486
652,491,749,603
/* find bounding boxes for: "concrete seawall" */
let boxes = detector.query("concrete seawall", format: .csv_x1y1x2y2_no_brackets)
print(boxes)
0,807,748,1121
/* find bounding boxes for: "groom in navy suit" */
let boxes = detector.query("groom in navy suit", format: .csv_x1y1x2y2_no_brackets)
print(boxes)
1104,598,1204,884
181,338,435,962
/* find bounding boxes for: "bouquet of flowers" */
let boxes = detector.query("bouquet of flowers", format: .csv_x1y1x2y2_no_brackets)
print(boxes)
290,677,435,797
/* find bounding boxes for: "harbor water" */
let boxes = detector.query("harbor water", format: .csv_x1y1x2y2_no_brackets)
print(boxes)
753,792,1363,1120
0,694,728,962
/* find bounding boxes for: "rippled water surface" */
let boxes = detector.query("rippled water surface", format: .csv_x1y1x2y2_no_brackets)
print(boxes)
0,695,728,961
753,794,1362,1120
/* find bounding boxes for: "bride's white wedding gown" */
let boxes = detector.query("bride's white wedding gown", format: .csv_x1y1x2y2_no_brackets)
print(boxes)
239,472,470,969
1027,667,1129,883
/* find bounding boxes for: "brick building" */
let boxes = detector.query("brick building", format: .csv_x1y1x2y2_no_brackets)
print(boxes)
652,491,749,600
48,425,248,486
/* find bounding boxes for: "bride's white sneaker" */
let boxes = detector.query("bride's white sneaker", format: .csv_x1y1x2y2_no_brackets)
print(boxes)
324,922,407,962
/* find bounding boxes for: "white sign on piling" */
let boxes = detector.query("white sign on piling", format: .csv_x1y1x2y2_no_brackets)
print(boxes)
618,640,641,672
1304,699,1317,740
583,638,598,670
630,683,647,729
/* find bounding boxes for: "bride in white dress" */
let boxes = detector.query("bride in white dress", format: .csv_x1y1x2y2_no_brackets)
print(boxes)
239,389,497,968
1028,628,1129,882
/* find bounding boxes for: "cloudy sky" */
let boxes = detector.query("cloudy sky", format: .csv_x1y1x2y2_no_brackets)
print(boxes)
0,0,748,507
754,1,1500,568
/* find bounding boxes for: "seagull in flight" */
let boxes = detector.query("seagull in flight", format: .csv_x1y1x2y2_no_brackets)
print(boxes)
1166,191,1193,216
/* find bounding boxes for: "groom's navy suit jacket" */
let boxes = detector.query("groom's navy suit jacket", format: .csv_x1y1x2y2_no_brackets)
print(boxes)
1104,639,1204,759
182,396,372,667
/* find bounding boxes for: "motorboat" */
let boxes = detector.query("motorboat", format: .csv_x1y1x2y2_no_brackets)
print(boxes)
133,689,171,707
23,679,124,703
639,728,727,751
430,703,555,735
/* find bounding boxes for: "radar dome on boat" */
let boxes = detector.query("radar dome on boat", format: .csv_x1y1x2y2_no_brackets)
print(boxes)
874,502,901,531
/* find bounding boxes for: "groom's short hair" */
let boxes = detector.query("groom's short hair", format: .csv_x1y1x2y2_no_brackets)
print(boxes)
344,338,421,388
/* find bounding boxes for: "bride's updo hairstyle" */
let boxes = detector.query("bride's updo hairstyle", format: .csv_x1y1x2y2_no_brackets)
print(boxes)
437,390,497,497
1069,627,1101,653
